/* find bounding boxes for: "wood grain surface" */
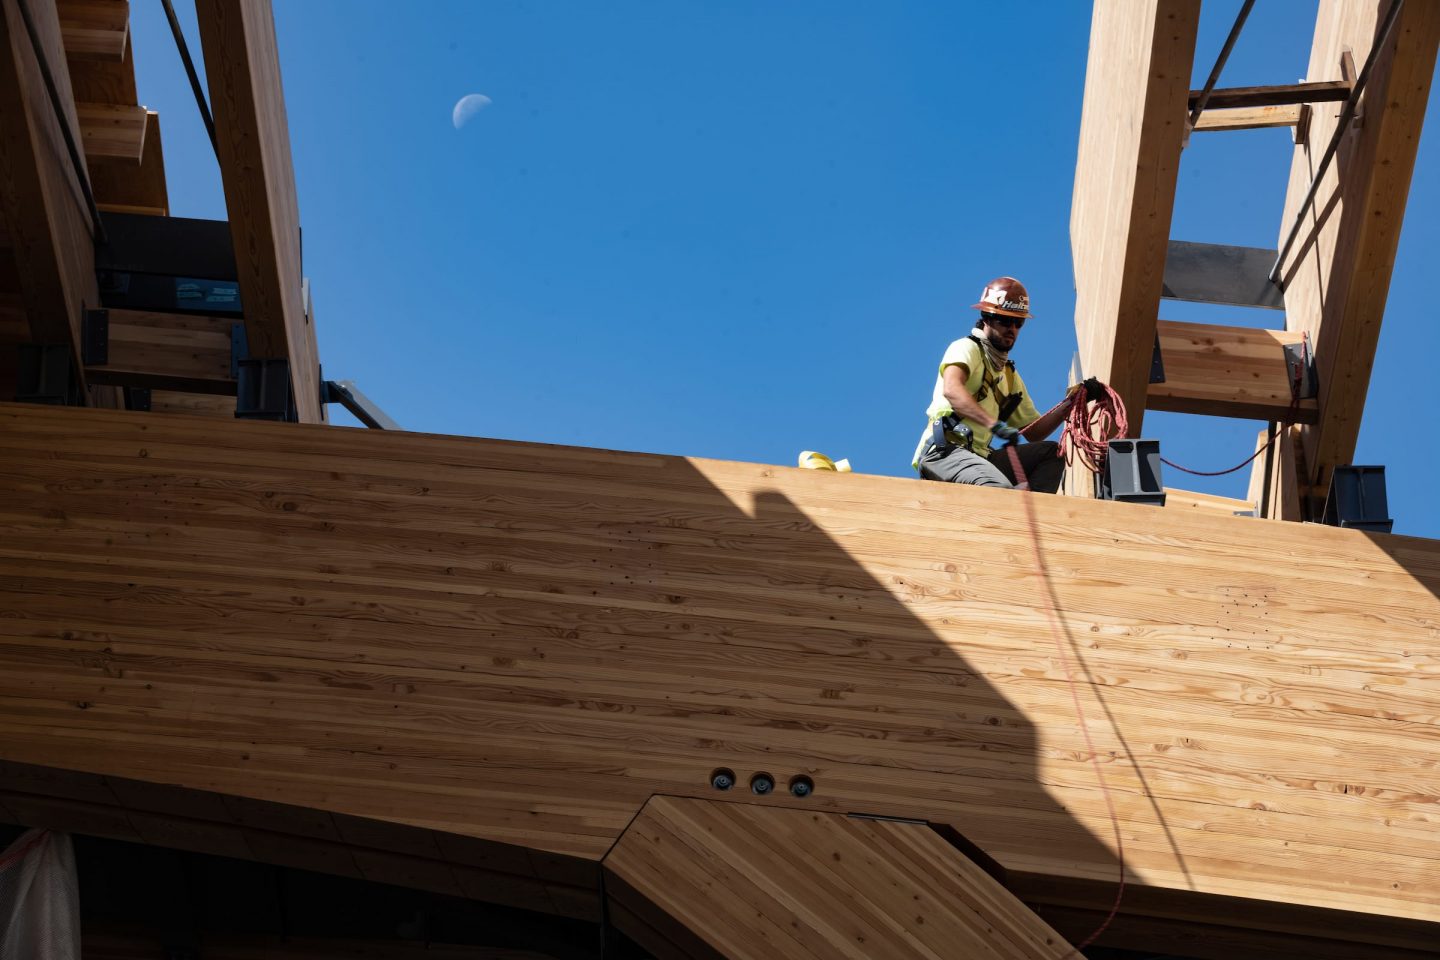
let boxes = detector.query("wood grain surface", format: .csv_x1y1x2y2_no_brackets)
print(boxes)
1070,0,1199,438
194,0,321,422
1276,0,1440,503
90,111,168,216
84,308,235,394
0,405,1438,952
1147,320,1319,424
0,0,102,353
606,797,1073,960
1192,103,1303,133
56,0,128,62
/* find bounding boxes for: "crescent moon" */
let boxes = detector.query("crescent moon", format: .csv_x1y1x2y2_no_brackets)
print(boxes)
452,93,493,129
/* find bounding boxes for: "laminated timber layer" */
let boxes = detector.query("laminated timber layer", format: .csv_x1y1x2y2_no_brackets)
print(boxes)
1,406,1440,953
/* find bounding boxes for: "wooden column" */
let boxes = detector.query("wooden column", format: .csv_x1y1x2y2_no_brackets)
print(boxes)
1070,0,1200,442
0,0,100,375
1247,423,1305,521
1276,0,1440,507
195,0,321,422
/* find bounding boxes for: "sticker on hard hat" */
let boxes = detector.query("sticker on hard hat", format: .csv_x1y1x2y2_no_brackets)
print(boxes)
983,288,1028,312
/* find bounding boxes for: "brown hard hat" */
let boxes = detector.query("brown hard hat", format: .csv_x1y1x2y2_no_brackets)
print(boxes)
971,276,1032,319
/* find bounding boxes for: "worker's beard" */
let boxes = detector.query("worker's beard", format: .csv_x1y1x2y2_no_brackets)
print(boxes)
979,329,1012,367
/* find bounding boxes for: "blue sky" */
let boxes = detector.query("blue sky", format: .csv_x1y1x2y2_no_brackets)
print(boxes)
129,2,1438,537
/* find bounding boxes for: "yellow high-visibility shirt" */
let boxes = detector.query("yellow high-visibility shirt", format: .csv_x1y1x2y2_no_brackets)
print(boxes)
911,336,1040,468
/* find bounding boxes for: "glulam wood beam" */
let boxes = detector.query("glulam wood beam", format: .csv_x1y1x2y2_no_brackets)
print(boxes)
1034,902,1440,960
194,0,321,422
1276,0,1440,508
1071,0,1200,449
75,100,144,161
0,0,100,384
605,797,1074,960
1163,487,1255,518
2,405,1440,955
1146,319,1319,423
66,32,134,103
1189,79,1351,111
90,110,167,215
60,0,168,218
57,0,127,62
82,308,234,394
146,390,234,417
1193,103,1304,132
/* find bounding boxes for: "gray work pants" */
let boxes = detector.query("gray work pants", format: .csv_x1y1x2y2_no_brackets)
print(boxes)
918,440,1064,494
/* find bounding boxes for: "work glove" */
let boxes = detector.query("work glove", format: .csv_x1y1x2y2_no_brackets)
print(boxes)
1068,377,1106,405
990,421,1021,446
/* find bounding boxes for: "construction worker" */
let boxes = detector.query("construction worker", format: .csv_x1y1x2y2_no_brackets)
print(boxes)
912,276,1090,493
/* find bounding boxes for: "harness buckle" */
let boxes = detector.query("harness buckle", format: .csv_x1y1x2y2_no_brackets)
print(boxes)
929,414,974,456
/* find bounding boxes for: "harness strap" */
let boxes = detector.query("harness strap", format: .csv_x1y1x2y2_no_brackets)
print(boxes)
964,335,1025,424
930,413,973,454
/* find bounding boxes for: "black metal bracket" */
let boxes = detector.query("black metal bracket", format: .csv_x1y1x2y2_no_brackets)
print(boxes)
236,358,297,422
123,387,152,412
1150,333,1166,384
82,308,109,366
229,323,248,380
1322,465,1393,533
16,343,82,405
1098,439,1167,507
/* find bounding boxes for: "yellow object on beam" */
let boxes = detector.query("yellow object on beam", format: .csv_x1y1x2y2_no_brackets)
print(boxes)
797,450,851,472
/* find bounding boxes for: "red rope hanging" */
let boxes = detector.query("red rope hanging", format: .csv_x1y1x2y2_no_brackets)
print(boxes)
1055,381,1299,479
1005,447,1126,954
994,376,1303,953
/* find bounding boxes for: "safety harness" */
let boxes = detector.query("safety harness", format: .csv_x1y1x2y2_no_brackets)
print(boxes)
928,335,1025,455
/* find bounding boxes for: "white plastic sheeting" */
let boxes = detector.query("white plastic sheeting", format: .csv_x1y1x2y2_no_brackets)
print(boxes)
0,830,80,960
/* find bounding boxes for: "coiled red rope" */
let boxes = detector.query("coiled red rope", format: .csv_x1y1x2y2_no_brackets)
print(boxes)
1057,381,1298,479
1059,383,1129,475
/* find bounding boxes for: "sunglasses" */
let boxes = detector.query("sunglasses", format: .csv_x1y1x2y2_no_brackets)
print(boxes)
982,313,1025,331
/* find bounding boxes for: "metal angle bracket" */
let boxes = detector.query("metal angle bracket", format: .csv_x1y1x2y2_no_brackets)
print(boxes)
235,357,297,422
1339,50,1363,130
229,323,248,380
1283,333,1318,401
1150,333,1166,384
123,387,152,412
